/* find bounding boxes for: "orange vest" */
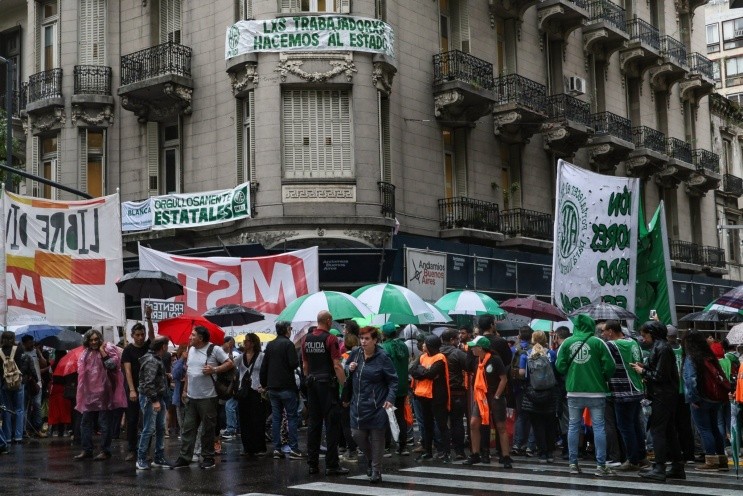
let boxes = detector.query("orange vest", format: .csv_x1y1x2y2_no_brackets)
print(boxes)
474,352,491,425
736,369,743,403
414,353,450,411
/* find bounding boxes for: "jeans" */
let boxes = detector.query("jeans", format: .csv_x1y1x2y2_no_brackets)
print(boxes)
411,392,424,443
307,381,341,468
717,400,731,445
1,386,25,442
691,400,725,455
614,400,645,464
81,410,114,455
269,389,299,452
26,387,43,432
137,394,166,463
567,396,607,466
224,397,238,434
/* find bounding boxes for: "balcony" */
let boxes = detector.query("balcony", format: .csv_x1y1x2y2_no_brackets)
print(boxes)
541,93,592,157
588,111,634,172
499,208,554,251
687,149,721,194
71,65,114,128
619,18,661,77
438,197,503,243
656,137,695,187
378,181,396,219
536,0,590,41
680,53,715,103
623,126,668,177
25,68,65,135
583,0,629,57
492,74,548,143
721,174,743,198
433,50,495,126
649,35,689,91
118,41,193,123
668,238,725,272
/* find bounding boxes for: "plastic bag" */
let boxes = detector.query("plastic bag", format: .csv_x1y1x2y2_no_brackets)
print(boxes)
386,406,400,442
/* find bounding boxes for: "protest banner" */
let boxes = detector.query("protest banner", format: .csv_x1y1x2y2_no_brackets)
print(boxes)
121,198,152,232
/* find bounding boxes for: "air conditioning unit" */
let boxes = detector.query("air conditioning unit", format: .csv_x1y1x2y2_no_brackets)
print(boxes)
568,76,586,95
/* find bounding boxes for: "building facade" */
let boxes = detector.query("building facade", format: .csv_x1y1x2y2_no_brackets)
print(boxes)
0,0,737,317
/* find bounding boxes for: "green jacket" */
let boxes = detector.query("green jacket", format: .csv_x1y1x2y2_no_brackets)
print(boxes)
555,314,615,394
381,338,409,397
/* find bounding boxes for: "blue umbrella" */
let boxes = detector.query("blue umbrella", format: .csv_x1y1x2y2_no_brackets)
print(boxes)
14,324,65,342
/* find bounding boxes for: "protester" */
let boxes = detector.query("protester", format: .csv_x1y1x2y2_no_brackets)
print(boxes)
339,333,361,462
260,321,302,460
667,325,695,463
74,329,127,461
440,329,468,460
511,326,534,456
21,335,48,438
0,331,32,448
380,322,410,456
343,326,398,483
220,336,240,441
136,337,171,470
171,345,188,436
48,350,72,438
237,333,267,457
520,331,558,464
171,326,234,470
555,314,616,476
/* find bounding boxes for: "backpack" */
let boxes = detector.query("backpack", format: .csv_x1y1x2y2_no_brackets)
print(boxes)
527,354,557,391
206,344,237,401
700,357,732,402
511,344,531,381
0,346,23,391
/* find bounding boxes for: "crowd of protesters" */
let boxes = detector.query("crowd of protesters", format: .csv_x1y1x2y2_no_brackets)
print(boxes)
1,310,743,486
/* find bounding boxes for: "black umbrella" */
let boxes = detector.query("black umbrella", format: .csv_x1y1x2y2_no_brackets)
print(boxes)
39,329,83,350
115,270,184,300
679,310,742,323
569,301,637,321
203,304,265,327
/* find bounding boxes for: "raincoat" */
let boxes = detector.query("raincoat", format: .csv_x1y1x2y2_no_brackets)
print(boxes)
76,343,127,413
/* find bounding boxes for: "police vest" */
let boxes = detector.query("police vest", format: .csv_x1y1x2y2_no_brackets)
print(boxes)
304,331,334,381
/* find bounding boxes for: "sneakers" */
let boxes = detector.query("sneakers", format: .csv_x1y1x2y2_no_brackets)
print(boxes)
288,449,305,460
340,450,358,462
273,449,286,459
151,458,170,468
463,453,481,465
417,452,434,461
325,466,350,476
220,431,237,440
199,457,216,469
136,459,150,470
383,448,392,458
606,460,622,468
170,457,191,469
594,465,616,477
74,451,93,461
569,464,582,474
616,460,640,471
397,448,410,456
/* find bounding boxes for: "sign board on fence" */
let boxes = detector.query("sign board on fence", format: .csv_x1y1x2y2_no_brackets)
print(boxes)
406,248,447,303
141,298,185,321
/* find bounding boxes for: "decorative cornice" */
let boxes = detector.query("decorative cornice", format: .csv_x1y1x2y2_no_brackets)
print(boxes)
28,107,65,135
342,229,389,247
275,53,357,83
71,105,114,127
229,62,259,97
238,230,299,249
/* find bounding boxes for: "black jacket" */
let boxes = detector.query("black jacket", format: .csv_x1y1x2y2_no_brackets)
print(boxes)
440,344,467,392
260,335,299,391
410,355,449,406
138,351,167,402
641,322,679,400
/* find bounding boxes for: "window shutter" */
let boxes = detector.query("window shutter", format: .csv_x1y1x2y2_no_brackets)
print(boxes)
236,99,244,184
278,0,300,14
79,129,88,193
338,91,352,177
244,0,253,19
454,129,467,196
35,3,41,71
160,0,182,44
30,137,39,196
375,0,385,20
79,0,105,65
338,0,351,14
147,122,159,196
459,0,470,53
379,94,391,183
248,90,256,181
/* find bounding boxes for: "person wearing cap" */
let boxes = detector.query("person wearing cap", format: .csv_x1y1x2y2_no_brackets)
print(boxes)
667,324,695,464
410,335,451,462
380,322,410,456
440,329,469,460
463,335,511,468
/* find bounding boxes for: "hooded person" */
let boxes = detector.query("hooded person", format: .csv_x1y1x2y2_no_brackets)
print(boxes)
379,322,410,455
409,335,451,462
555,314,616,477
630,320,685,482
401,325,422,361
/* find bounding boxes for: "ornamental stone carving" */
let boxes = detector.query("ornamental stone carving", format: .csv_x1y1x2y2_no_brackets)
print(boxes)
434,90,465,118
238,230,299,248
283,184,356,202
163,83,193,115
28,107,65,135
372,61,397,96
275,53,357,83
229,63,259,96
71,105,114,127
342,229,390,247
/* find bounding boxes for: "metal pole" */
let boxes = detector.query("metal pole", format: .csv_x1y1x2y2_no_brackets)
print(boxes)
0,56,12,190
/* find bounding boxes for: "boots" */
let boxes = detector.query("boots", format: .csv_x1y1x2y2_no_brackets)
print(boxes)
638,463,666,482
718,454,729,472
695,455,720,472
665,462,686,480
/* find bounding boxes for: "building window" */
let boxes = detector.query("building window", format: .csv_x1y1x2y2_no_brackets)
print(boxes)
713,60,721,82
40,1,58,71
160,0,182,44
236,92,255,184
378,93,390,183
707,23,720,53
439,0,470,53
278,0,350,13
0,27,22,100
80,129,105,197
375,0,386,20
162,122,181,194
722,18,743,50
729,92,743,106
79,0,105,65
282,89,352,179
726,56,743,87
728,219,740,264
40,135,58,199
240,0,253,19
443,128,467,198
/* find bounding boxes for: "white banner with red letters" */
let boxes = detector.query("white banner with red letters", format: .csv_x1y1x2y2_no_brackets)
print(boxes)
137,245,319,316
2,191,125,326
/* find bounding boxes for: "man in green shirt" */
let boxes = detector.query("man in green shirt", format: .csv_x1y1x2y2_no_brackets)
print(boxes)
380,323,409,455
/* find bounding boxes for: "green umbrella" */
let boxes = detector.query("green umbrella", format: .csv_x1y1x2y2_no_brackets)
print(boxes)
435,290,506,317
277,291,371,323
352,283,434,325
350,302,451,326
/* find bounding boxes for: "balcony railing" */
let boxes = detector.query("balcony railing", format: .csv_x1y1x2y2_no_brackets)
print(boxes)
661,35,688,67
547,94,592,127
702,246,725,268
666,137,692,164
74,65,112,95
692,149,720,174
687,52,713,80
0,90,22,117
632,126,665,154
26,68,62,104
433,50,494,90
592,111,632,142
438,197,500,232
493,74,547,113
723,174,743,196
121,41,192,86
669,238,702,264
378,181,396,219
500,208,553,240
587,0,627,32
626,18,660,50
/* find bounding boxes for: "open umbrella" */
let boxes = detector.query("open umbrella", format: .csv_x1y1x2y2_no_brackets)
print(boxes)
39,329,83,350
116,270,184,300
435,290,506,318
349,302,451,326
234,332,277,345
707,285,743,313
277,291,371,323
14,324,66,342
569,301,637,321
52,346,85,377
352,283,433,325
499,296,568,321
203,304,264,327
530,319,574,333
727,324,743,345
157,315,225,345
679,310,742,323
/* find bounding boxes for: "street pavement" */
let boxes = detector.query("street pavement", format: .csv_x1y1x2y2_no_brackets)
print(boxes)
1,434,741,496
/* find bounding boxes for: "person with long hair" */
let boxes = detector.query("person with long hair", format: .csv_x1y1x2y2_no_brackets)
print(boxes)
681,331,728,472
236,333,267,457
520,331,558,463
339,333,360,462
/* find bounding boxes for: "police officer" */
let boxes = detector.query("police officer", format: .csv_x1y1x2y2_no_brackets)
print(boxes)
302,310,349,476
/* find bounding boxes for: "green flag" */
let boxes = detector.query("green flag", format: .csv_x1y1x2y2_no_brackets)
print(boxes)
635,201,677,328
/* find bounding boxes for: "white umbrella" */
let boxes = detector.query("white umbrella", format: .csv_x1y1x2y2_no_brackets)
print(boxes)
352,283,433,325
727,323,743,345
277,291,371,323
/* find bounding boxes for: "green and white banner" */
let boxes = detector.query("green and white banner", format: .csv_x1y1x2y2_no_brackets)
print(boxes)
552,160,640,314
121,183,251,232
225,15,395,59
